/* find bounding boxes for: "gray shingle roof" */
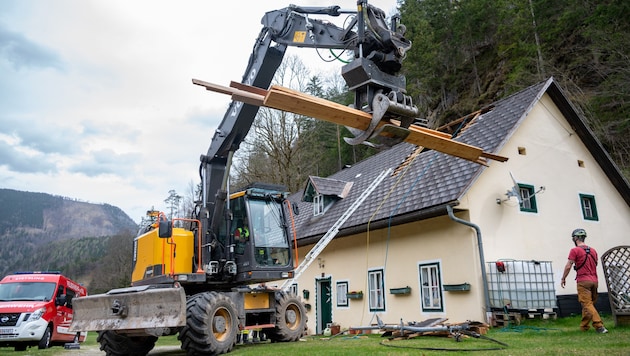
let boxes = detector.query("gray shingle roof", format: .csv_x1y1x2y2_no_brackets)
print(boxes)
288,78,630,243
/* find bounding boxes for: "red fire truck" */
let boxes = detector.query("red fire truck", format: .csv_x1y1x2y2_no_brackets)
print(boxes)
0,271,87,351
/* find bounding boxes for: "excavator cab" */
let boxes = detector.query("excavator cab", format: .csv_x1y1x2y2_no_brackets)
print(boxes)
211,183,295,286
130,184,294,288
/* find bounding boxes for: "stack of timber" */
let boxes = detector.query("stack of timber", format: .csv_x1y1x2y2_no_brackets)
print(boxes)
193,79,508,166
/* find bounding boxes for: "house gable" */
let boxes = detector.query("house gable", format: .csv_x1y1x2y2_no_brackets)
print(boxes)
465,89,630,258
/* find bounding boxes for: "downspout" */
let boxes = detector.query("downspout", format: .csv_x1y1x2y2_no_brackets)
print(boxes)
446,205,492,323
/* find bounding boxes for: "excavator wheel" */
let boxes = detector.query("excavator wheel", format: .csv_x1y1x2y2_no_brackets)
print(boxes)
267,291,307,342
97,330,157,356
178,291,238,356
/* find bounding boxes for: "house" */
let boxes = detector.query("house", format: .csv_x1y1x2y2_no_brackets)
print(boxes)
280,77,630,334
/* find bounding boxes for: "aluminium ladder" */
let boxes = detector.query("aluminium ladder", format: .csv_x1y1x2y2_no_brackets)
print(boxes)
281,168,392,291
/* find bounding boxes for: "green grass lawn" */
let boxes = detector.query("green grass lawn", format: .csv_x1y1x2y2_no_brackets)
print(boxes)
11,314,629,355
220,314,630,356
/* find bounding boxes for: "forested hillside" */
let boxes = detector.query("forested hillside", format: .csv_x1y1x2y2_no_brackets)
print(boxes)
399,0,629,176
0,189,137,290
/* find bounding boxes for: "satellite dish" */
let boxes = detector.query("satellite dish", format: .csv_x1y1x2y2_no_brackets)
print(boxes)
505,171,523,204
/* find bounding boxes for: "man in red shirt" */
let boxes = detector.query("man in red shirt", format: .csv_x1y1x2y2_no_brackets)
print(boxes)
561,228,608,333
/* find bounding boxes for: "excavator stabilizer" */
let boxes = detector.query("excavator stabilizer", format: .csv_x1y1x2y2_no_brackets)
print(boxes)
69,286,186,332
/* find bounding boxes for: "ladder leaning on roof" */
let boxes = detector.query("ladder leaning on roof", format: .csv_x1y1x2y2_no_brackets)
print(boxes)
281,168,393,292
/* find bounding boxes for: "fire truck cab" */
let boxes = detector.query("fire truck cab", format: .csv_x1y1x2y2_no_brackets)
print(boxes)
0,271,87,351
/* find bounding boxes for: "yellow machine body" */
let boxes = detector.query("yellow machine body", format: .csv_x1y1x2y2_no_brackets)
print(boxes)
132,227,194,283
244,292,271,310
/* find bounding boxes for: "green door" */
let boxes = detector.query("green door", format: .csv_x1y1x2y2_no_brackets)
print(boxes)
318,278,332,333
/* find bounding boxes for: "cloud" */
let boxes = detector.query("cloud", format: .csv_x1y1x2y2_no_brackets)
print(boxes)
0,22,63,71
0,139,58,174
68,149,141,177
0,116,81,155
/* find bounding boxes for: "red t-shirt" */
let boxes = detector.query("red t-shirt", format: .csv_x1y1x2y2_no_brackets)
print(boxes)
568,245,598,282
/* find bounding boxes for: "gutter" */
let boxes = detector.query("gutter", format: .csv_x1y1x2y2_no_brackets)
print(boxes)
446,205,492,323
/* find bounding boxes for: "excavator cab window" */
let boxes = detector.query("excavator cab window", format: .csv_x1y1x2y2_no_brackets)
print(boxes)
248,198,290,267
231,195,249,255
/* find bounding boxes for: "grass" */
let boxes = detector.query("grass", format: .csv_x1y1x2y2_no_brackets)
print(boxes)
223,314,630,356
7,314,629,355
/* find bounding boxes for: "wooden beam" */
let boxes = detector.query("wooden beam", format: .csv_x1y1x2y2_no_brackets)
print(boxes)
193,79,509,165
265,85,374,131
192,79,264,106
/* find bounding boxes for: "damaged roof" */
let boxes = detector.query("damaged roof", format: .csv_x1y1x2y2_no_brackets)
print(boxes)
289,78,630,244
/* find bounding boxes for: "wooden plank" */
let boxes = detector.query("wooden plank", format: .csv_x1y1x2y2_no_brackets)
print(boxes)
265,85,373,131
389,119,452,139
229,81,268,96
193,79,509,165
266,85,488,164
192,79,264,106
405,124,485,164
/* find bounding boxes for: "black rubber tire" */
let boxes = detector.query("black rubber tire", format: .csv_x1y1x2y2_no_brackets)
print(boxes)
97,330,157,356
37,325,51,349
267,291,307,342
178,292,238,356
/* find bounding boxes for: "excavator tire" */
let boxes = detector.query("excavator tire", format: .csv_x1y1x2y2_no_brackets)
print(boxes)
97,330,157,356
178,291,238,356
267,291,307,342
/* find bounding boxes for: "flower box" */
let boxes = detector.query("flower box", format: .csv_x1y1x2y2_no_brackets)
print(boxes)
346,291,363,299
443,283,471,292
389,286,411,295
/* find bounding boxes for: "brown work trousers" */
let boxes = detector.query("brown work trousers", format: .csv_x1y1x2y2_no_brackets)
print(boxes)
577,280,604,331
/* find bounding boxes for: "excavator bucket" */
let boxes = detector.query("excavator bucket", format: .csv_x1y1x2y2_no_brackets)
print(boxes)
69,286,186,332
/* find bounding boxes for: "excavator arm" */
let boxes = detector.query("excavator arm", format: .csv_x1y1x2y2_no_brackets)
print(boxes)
197,1,415,278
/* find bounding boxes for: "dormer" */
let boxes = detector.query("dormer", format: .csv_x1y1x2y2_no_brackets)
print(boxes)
302,176,353,216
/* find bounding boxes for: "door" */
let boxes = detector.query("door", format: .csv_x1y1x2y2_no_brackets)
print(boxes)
317,277,332,334
53,284,76,342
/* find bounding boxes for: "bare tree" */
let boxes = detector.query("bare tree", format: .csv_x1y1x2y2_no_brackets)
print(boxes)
180,180,199,219
231,55,312,192
164,189,182,221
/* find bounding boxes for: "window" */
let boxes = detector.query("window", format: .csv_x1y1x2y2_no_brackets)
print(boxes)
313,193,324,216
336,281,348,307
66,289,76,308
419,262,443,312
580,194,598,221
289,283,298,296
518,184,537,213
368,269,385,311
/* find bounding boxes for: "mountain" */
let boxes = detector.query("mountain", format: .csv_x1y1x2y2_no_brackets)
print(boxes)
0,188,138,289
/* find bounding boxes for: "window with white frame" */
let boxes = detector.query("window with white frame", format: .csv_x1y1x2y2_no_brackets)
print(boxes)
419,262,443,312
518,184,537,213
580,194,598,221
336,281,348,307
289,283,298,296
313,193,324,216
368,269,385,311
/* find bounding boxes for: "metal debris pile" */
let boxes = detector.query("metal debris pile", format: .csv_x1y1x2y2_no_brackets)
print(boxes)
376,316,489,342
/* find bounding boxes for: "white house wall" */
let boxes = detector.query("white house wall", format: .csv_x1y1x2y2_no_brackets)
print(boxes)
463,93,630,296
277,91,630,335
284,215,488,335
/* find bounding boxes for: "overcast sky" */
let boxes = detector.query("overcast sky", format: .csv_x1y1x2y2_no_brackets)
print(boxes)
0,0,398,223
